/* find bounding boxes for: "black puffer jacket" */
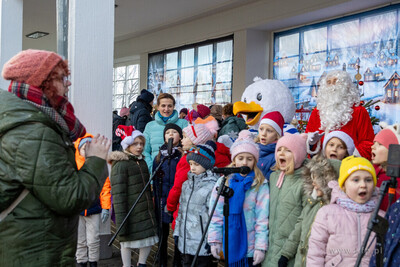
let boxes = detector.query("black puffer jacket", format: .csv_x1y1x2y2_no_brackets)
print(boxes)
112,112,126,151
126,99,153,132
108,151,157,242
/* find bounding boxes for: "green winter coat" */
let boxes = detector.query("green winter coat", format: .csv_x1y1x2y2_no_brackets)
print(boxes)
0,90,108,266
263,162,308,267
281,158,341,267
108,151,157,242
218,116,247,138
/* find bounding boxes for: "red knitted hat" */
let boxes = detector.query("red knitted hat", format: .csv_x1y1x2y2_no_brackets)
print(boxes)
196,104,210,119
2,49,63,87
259,111,285,136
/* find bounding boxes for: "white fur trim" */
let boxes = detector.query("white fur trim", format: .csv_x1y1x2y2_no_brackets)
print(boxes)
260,118,282,136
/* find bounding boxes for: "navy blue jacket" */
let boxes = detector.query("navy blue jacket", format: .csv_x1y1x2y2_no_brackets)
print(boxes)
257,142,276,181
370,199,400,267
79,198,102,216
126,99,153,133
152,143,182,223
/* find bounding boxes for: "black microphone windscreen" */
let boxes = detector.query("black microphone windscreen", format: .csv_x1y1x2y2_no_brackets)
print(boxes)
167,138,173,156
387,144,400,178
240,166,251,175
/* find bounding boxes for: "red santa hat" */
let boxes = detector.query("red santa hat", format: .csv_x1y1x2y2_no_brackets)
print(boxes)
116,125,144,150
259,111,285,136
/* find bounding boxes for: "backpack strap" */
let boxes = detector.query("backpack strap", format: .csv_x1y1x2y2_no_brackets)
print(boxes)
0,189,29,222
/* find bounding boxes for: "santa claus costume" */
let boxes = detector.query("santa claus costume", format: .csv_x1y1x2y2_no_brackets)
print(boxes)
306,70,374,160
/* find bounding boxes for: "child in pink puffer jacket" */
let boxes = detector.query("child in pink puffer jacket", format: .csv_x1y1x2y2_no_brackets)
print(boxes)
307,156,384,267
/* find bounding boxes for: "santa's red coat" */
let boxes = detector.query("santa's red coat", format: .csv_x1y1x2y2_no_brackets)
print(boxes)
305,105,374,160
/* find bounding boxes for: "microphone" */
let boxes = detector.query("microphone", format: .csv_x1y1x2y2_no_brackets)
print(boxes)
167,137,173,156
212,166,251,175
386,144,400,205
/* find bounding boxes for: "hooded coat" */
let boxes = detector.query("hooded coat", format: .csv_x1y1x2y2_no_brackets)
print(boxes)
0,90,108,266
263,162,308,267
126,99,153,133
307,181,383,267
108,151,157,242
218,116,247,138
280,158,341,267
166,142,231,229
173,170,219,256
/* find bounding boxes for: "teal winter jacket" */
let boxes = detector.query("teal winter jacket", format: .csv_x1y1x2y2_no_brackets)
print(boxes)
143,110,187,171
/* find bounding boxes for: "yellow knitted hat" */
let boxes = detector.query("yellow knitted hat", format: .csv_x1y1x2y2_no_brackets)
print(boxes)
338,156,376,189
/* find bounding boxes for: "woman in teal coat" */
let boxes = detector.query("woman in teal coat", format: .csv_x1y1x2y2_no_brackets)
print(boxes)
143,93,187,171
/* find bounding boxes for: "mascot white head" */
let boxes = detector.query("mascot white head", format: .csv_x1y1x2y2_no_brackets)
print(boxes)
233,77,296,129
317,70,360,132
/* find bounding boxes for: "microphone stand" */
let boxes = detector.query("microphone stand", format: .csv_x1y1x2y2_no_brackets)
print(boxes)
354,180,391,267
191,174,234,267
108,156,168,246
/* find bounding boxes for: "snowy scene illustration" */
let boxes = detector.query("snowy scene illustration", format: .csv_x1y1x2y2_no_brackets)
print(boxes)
274,9,400,125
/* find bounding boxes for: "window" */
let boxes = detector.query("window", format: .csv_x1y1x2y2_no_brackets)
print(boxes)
148,36,233,111
113,64,140,113
273,4,400,124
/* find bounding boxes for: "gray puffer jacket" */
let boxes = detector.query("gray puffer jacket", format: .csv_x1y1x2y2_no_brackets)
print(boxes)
173,170,218,256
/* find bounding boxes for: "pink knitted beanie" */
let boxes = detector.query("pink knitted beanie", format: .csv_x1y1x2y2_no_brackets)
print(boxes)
230,130,260,161
183,118,219,145
275,133,307,169
374,128,400,149
2,49,63,87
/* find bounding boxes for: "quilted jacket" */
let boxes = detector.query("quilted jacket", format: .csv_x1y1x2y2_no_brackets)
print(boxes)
0,90,108,266
263,161,308,267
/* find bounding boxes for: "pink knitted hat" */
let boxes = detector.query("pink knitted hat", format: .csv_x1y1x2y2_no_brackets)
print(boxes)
374,128,400,149
2,49,63,87
230,130,260,161
183,118,219,145
275,133,307,169
259,111,285,136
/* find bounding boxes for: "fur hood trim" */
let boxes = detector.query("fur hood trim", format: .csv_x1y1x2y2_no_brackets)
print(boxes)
107,150,143,164
302,155,341,203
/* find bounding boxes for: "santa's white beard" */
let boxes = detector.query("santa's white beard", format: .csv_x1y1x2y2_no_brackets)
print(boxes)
317,90,355,132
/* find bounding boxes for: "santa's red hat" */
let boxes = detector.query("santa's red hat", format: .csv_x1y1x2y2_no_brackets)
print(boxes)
259,111,284,136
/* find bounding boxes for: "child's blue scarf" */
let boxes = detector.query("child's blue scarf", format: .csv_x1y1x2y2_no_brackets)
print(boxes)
223,171,254,267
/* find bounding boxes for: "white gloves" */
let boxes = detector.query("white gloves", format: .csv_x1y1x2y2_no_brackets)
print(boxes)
101,209,110,223
307,131,324,145
211,243,222,259
253,249,265,265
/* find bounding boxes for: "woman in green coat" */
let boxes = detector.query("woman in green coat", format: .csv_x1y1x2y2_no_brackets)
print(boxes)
0,49,110,266
108,128,158,267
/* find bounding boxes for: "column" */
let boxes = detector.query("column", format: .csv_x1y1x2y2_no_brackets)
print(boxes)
0,0,23,90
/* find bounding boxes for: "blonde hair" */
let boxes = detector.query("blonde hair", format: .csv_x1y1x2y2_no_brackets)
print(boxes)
228,154,265,191
271,147,295,174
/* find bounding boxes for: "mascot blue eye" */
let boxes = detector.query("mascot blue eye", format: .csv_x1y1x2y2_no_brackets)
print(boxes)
244,98,247,103
257,93,262,101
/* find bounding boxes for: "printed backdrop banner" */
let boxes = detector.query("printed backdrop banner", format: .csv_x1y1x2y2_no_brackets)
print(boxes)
273,6,400,129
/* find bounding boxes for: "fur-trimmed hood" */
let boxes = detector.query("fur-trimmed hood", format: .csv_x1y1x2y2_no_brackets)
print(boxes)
302,155,341,203
107,150,143,164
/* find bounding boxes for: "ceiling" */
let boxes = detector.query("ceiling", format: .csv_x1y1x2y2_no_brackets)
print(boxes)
22,0,394,53
22,0,258,51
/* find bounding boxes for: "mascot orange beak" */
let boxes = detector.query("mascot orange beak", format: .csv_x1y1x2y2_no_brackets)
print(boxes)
233,101,263,126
